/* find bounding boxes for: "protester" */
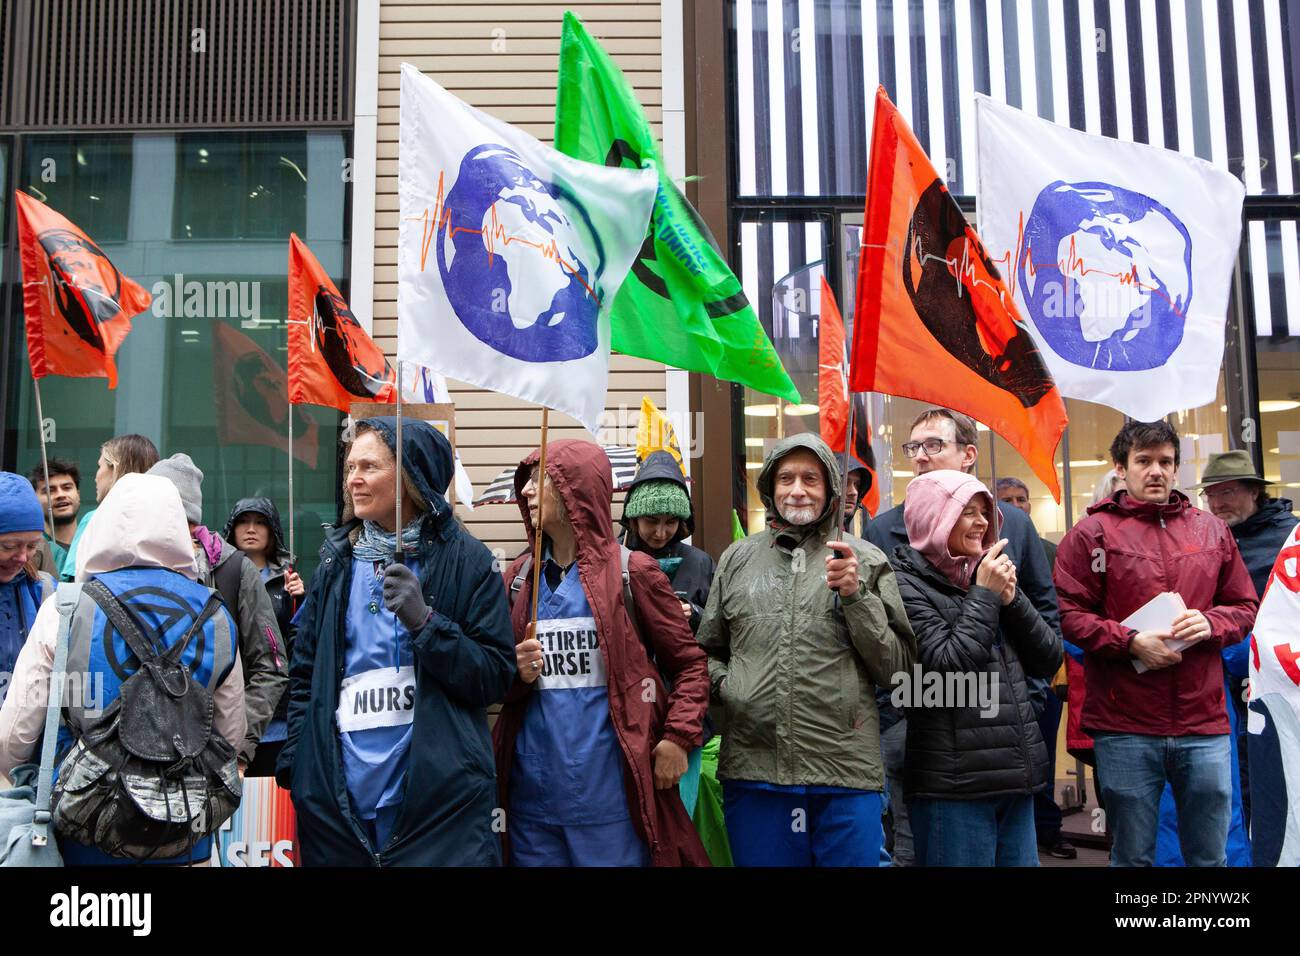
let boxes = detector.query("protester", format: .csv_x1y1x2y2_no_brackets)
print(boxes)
278,418,515,865
0,473,245,864
892,470,1061,866
619,449,717,819
60,434,159,581
1091,469,1121,507
1150,450,1297,865
995,476,1056,568
698,433,916,867
1054,420,1258,866
0,474,55,708
223,497,305,777
28,458,81,571
148,455,286,772
867,408,1064,864
1247,523,1300,867
495,439,710,867
844,465,872,533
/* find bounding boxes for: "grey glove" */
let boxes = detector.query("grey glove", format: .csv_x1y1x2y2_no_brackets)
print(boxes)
382,562,432,632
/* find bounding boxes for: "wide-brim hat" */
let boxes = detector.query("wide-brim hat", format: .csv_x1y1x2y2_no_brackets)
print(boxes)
1191,450,1269,489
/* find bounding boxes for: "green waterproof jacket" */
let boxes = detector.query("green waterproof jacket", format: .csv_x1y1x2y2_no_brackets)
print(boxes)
697,433,917,791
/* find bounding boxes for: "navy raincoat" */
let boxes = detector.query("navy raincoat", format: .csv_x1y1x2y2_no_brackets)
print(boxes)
276,418,516,865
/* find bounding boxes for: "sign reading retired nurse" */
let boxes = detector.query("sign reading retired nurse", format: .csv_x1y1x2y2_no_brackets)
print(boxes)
535,617,605,689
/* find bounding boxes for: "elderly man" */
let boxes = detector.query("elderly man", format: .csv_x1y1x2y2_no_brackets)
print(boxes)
698,433,916,867
1195,450,1298,598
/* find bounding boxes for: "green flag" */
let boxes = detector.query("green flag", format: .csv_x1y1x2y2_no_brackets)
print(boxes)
732,510,747,542
555,11,801,403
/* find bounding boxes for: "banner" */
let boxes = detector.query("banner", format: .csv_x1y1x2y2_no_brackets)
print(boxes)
555,11,800,403
397,63,656,432
210,776,298,867
288,233,397,411
16,190,151,388
975,95,1246,421
851,88,1067,499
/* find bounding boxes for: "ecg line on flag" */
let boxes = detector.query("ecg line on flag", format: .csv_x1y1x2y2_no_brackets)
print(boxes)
991,211,1187,319
410,170,603,307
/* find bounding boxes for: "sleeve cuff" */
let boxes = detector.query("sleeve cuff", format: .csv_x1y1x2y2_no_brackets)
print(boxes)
662,731,696,752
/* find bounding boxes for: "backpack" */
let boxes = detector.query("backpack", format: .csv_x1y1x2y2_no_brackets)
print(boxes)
51,580,242,861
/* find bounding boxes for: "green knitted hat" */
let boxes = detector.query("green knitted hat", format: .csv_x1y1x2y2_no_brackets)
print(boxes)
624,479,691,521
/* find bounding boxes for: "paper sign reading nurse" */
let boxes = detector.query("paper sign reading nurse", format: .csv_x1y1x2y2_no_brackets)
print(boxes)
975,96,1246,422
396,64,657,433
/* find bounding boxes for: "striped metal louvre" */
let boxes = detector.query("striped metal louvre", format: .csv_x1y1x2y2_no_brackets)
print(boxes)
1,0,355,130
0,0,10,126
733,0,1300,336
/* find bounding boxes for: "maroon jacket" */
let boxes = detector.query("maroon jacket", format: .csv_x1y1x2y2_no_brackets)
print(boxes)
492,440,711,866
1053,490,1258,737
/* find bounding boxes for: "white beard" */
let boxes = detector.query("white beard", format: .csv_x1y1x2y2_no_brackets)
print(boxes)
777,502,820,526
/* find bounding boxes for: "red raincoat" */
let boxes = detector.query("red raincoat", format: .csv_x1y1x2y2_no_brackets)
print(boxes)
492,440,711,866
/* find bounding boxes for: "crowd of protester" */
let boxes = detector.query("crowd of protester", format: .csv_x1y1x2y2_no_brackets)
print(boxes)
0,406,1294,868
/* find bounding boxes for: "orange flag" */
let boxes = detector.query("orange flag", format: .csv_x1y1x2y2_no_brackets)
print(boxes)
214,322,319,468
287,233,396,411
850,88,1067,499
15,191,152,388
818,276,849,452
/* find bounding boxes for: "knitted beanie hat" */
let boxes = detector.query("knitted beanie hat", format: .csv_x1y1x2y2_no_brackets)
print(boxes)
146,453,204,525
0,472,46,535
624,479,691,521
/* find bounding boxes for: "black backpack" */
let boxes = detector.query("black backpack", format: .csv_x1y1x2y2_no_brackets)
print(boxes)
52,580,242,861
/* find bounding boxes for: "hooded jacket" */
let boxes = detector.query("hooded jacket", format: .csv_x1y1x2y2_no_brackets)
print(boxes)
891,471,1061,800
276,418,516,866
619,450,717,633
697,432,917,792
0,474,245,794
493,440,711,867
1229,496,1298,598
1054,490,1259,737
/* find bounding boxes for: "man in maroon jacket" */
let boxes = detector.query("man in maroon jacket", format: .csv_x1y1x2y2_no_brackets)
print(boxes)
1054,421,1258,866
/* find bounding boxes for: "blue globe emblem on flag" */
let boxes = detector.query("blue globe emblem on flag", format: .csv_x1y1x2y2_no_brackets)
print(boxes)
1016,181,1193,371
436,144,604,362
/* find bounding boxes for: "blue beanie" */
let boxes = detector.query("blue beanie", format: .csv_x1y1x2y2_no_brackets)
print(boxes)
0,472,46,535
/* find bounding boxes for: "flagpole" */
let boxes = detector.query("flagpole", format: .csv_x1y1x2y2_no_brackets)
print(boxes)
529,407,550,631
836,394,853,542
394,362,404,560
287,401,295,562
31,377,57,551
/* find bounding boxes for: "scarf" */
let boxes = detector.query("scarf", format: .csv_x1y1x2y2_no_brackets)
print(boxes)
353,518,424,562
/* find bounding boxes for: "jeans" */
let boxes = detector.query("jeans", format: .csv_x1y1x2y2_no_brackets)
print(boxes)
1092,732,1231,867
723,783,883,867
881,719,913,865
910,794,1039,866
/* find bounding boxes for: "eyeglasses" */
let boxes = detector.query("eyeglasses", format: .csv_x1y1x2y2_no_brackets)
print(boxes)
901,438,956,458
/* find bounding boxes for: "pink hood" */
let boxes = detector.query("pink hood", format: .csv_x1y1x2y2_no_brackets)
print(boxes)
904,469,1001,588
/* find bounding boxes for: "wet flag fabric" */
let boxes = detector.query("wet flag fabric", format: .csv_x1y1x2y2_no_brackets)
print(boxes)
397,63,657,433
975,95,1245,422
555,12,799,403
850,88,1067,499
16,190,152,388
288,234,397,411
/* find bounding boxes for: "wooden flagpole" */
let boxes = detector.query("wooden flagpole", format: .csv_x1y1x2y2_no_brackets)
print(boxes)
528,407,550,629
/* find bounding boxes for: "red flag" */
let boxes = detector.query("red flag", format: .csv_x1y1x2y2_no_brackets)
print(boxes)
15,191,151,388
818,276,849,452
288,233,396,411
214,322,319,468
849,88,1067,499
850,394,881,518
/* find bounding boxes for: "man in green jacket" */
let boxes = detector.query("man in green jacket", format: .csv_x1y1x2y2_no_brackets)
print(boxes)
698,433,916,866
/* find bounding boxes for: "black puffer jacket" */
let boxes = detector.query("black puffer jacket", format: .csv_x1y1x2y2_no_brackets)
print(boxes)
892,545,1061,800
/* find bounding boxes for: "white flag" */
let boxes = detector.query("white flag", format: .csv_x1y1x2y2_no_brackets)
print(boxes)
397,64,657,433
975,95,1245,421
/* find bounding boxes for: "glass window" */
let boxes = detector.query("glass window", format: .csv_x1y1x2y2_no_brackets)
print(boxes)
1251,218,1300,516
4,131,349,581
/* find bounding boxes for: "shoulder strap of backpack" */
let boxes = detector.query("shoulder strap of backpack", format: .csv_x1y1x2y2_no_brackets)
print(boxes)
508,555,533,610
212,553,243,616
32,583,82,847
619,546,641,641
84,579,222,670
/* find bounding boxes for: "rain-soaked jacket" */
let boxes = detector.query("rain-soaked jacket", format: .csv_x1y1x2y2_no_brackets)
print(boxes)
697,432,916,792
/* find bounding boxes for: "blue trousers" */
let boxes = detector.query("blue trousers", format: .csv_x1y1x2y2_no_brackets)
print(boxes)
510,815,650,867
723,783,883,867
910,794,1039,866
1034,690,1065,841
1093,732,1231,867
